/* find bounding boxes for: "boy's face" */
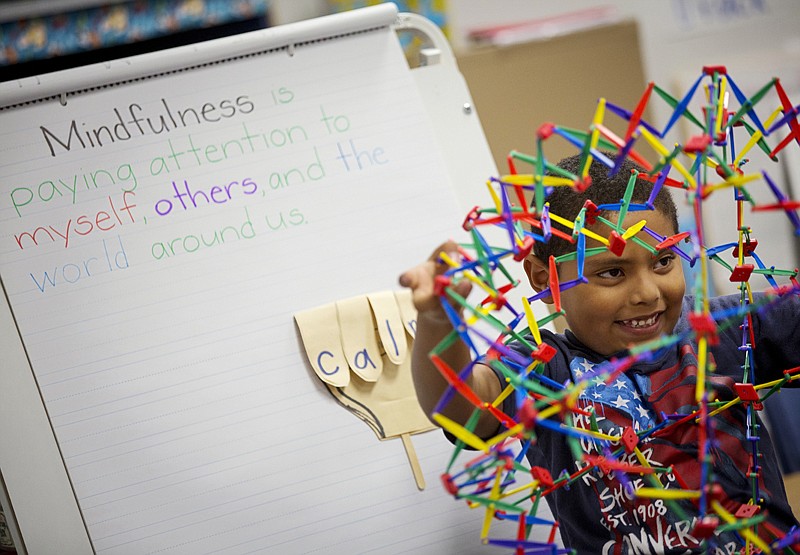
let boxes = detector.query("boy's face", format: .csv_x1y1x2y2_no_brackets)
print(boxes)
528,209,686,357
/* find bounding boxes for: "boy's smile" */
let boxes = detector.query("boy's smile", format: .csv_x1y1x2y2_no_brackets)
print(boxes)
527,209,686,357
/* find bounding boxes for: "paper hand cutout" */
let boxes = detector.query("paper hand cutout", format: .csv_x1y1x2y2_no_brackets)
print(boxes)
295,289,434,489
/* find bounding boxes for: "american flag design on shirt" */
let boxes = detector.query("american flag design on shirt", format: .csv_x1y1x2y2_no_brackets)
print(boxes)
569,356,656,433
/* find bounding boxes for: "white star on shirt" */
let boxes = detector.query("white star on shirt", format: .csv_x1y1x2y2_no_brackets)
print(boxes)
635,405,650,419
613,379,628,390
612,395,630,409
632,390,642,402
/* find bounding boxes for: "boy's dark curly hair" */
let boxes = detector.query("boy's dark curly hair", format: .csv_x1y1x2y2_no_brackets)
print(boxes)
532,153,679,262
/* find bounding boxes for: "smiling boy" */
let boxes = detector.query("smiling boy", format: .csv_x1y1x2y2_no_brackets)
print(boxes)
400,154,800,554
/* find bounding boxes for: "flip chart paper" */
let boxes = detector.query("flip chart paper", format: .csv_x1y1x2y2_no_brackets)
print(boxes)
0,23,477,554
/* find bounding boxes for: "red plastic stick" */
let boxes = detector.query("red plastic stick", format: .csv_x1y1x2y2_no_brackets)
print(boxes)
430,354,485,409
548,255,561,312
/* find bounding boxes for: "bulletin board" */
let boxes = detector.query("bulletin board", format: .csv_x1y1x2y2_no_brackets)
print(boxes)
0,5,510,554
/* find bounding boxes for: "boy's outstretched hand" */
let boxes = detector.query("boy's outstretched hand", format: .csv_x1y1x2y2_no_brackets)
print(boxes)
399,241,500,438
398,240,472,318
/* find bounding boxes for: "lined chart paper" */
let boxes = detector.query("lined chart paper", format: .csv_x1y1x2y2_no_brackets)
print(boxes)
0,13,548,553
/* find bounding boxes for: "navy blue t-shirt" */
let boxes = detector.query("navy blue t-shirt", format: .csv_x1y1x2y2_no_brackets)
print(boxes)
485,294,800,554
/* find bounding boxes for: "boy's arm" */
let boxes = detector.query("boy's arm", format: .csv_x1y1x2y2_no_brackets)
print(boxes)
399,241,503,439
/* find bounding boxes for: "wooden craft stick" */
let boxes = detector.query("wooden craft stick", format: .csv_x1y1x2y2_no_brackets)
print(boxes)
400,433,426,490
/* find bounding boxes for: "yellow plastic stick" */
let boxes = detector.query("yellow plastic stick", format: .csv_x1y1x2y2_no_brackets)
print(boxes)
500,480,540,499
541,176,576,187
581,228,610,245
522,296,542,344
637,126,670,157
707,398,740,418
432,413,489,452
463,271,499,297
486,423,524,448
499,174,534,185
479,469,505,540
633,446,653,470
711,500,771,554
702,172,760,195
733,107,782,167
549,212,609,245
479,502,494,541
493,384,516,407
636,487,700,500
593,97,607,127
696,336,708,403
715,78,728,140
485,180,503,213
622,219,647,240
637,127,696,188
438,251,461,269
499,174,575,187
548,212,575,230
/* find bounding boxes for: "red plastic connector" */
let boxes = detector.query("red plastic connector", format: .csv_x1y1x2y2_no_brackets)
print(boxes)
608,231,626,256
692,516,719,539
688,312,719,346
732,240,758,257
733,383,763,410
656,231,691,251
433,275,451,296
583,199,601,225
735,504,760,519
518,398,538,430
514,236,535,262
684,134,712,154
462,205,480,230
704,483,726,502
531,343,557,363
531,466,554,488
573,175,592,193
441,473,459,496
729,264,754,282
702,65,727,76
537,122,556,140
620,427,639,454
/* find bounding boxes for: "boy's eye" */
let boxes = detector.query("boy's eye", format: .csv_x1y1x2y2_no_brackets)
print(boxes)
654,253,676,270
597,268,623,279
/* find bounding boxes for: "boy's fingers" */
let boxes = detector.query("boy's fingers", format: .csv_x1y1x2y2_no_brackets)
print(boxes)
400,240,455,289
398,261,434,290
398,240,465,314
429,240,460,265
452,278,472,299
398,264,442,313
398,270,414,289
